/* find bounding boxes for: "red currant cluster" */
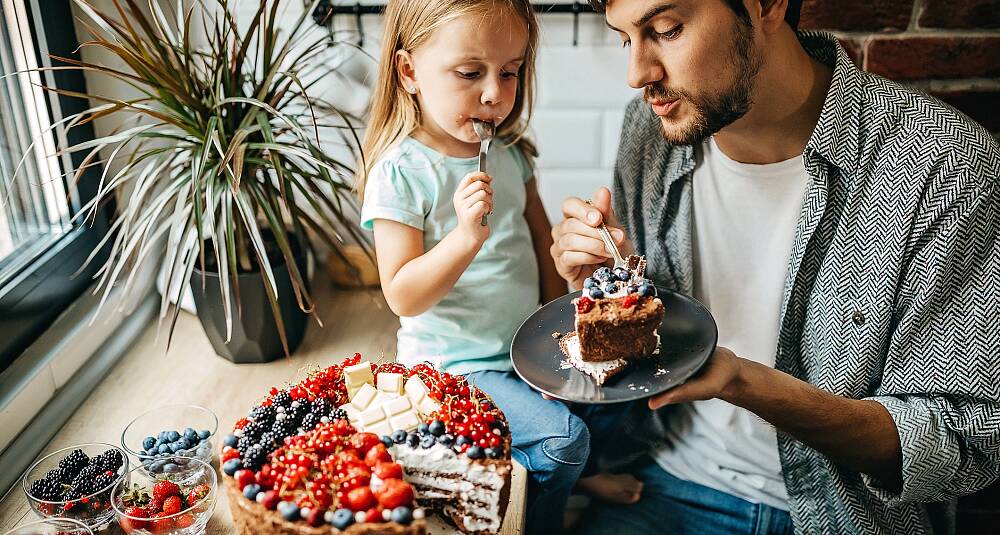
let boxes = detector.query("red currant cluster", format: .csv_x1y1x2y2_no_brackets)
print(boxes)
258,353,368,410
375,362,409,375
576,296,595,313
434,387,505,452
251,423,415,521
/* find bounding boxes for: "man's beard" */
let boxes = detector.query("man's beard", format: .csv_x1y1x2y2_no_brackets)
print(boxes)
646,18,761,145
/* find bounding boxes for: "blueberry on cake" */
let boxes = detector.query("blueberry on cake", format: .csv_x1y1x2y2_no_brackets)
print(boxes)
559,256,665,384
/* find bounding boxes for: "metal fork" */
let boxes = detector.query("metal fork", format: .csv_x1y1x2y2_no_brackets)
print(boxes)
587,200,627,269
472,119,494,226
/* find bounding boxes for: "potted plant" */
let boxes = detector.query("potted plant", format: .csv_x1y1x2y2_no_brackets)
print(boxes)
36,0,372,362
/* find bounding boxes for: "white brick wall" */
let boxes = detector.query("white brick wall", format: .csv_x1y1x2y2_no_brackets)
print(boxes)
532,17,639,218
243,3,638,222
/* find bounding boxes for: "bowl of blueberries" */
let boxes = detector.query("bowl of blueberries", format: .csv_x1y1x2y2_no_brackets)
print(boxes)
120,405,217,481
21,443,129,530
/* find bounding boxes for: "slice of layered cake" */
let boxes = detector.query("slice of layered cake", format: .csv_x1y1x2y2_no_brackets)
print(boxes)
559,256,665,384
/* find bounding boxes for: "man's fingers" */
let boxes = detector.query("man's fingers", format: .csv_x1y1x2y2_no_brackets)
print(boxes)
591,186,623,229
557,250,609,271
561,196,604,226
558,231,613,258
648,384,689,410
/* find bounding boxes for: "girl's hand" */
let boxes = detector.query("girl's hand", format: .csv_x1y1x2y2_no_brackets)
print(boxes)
454,171,493,243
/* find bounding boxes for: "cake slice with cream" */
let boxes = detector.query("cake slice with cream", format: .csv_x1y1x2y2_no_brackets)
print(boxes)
559,256,665,384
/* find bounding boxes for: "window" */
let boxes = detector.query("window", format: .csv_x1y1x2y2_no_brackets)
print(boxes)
0,0,73,282
0,0,110,372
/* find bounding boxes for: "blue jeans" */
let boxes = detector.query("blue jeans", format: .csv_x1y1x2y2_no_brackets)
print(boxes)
465,370,631,535
578,459,794,535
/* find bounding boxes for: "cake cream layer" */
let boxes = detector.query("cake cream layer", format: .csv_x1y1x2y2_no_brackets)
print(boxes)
390,442,507,534
560,333,627,385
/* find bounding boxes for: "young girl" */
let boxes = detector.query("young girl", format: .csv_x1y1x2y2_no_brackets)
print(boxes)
357,1,641,531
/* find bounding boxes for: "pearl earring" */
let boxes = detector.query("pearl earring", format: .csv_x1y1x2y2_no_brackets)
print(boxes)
407,86,416,94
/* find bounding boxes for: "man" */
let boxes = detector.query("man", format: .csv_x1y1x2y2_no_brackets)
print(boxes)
550,0,1000,533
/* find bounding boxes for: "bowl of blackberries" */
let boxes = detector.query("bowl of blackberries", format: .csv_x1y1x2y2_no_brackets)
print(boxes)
120,405,217,479
111,457,217,534
21,443,129,529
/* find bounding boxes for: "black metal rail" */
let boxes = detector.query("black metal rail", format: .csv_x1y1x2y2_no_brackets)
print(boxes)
312,1,602,46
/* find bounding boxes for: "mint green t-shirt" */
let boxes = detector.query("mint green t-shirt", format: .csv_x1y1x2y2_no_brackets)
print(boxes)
360,137,540,374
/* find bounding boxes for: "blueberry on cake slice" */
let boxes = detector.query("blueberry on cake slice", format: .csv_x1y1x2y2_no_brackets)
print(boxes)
559,256,665,385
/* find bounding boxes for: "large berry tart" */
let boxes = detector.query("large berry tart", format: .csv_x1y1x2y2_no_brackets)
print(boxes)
559,256,665,384
221,354,511,535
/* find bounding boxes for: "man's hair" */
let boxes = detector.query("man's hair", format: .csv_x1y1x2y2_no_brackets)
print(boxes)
588,0,804,30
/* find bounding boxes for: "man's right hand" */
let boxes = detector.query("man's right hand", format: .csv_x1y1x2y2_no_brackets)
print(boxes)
550,187,634,290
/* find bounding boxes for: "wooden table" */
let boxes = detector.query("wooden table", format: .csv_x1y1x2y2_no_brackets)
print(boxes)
0,278,526,534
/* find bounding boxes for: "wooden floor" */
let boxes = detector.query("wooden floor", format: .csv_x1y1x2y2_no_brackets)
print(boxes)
0,277,526,534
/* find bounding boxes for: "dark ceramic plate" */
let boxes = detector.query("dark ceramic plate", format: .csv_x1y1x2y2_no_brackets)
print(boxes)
510,287,718,404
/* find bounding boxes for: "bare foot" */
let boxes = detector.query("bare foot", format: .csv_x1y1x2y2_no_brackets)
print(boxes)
577,472,643,504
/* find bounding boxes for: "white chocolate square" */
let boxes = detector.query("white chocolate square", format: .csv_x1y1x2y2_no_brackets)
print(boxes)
389,411,421,431
377,373,404,396
384,396,413,416
351,383,378,408
417,396,441,416
370,391,391,409
359,406,386,427
344,362,375,390
404,376,429,398
368,422,393,438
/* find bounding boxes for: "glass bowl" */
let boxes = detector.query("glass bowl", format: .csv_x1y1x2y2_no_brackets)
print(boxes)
120,405,217,478
21,443,130,530
2,518,92,535
111,458,217,535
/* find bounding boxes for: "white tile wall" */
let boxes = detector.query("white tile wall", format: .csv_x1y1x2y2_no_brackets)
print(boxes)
238,4,639,222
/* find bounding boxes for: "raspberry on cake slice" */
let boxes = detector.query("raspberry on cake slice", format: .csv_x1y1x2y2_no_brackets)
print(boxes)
561,255,665,385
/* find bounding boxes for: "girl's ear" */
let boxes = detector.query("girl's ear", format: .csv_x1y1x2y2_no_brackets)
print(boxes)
396,50,418,94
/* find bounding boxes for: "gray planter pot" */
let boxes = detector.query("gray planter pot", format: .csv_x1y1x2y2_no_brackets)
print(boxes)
189,239,309,363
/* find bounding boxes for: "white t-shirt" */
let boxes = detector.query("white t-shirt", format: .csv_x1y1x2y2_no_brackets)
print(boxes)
651,137,808,510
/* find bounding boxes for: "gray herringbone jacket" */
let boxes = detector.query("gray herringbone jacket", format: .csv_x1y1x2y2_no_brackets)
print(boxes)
612,32,1000,534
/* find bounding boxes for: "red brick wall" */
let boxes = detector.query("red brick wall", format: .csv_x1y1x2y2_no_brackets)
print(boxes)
800,0,1000,135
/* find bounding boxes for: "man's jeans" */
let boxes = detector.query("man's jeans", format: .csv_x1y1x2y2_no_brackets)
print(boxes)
465,370,630,535
580,459,794,535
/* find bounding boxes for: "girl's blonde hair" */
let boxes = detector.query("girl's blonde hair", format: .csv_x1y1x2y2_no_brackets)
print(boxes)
356,0,539,197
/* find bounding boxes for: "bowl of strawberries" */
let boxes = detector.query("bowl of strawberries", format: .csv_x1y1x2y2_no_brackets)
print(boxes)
111,457,216,534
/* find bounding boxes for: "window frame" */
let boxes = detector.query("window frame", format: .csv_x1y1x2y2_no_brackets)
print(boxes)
0,0,112,372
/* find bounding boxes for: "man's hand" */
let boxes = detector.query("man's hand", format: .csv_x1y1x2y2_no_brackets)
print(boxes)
647,345,904,490
647,347,744,409
550,187,634,289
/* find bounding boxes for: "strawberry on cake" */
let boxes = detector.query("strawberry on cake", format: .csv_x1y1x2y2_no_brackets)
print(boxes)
559,256,665,384
221,354,511,535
